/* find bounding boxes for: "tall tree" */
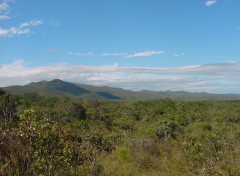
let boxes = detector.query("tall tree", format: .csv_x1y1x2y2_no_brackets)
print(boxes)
0,89,17,123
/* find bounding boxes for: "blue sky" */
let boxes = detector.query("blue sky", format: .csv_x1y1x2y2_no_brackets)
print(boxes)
1,0,240,93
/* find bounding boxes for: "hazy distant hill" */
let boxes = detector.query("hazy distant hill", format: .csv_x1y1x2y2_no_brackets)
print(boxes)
2,79,240,100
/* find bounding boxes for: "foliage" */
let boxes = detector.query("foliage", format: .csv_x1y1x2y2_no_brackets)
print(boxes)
0,108,114,175
118,147,130,162
0,89,18,124
1,92,240,175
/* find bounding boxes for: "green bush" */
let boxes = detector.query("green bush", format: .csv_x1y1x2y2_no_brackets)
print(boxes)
118,147,130,162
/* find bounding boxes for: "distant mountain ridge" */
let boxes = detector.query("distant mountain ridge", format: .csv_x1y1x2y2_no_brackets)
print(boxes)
2,79,240,100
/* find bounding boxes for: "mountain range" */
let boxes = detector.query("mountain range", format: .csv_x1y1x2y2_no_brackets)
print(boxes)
2,79,240,100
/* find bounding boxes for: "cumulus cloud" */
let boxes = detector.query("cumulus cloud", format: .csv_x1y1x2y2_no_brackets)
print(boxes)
126,51,165,58
66,52,94,57
205,0,217,6
0,60,240,93
0,19,43,37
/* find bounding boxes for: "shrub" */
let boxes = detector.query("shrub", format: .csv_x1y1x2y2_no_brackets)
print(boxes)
118,147,130,162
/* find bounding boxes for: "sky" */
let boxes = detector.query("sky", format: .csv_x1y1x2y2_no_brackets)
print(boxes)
0,0,240,93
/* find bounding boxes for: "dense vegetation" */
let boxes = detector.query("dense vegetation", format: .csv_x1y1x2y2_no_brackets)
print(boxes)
1,90,240,175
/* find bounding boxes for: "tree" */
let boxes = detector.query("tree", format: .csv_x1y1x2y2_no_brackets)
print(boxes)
0,90,18,124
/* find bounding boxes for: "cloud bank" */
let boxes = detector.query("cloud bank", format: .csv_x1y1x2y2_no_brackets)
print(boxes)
0,60,240,93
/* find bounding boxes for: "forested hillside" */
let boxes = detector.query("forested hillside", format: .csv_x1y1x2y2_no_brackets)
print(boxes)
3,79,240,101
1,90,240,175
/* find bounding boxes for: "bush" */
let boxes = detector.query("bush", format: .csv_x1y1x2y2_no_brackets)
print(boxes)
0,109,114,175
118,147,130,162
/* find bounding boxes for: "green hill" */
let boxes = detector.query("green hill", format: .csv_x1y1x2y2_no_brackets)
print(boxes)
2,79,240,100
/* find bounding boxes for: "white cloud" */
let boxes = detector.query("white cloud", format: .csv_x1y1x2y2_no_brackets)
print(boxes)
101,53,127,56
66,52,94,57
0,19,43,37
0,14,10,19
0,1,14,20
205,0,217,6
174,53,185,57
126,50,165,58
0,27,30,36
0,1,10,20
0,2,8,11
49,20,61,27
1,60,240,93
20,19,43,28
0,0,43,34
